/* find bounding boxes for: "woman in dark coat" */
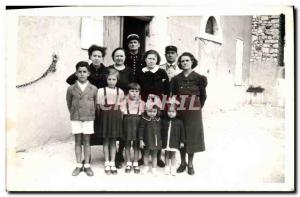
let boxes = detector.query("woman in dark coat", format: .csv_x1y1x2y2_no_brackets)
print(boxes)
66,45,109,147
171,52,207,175
108,48,134,94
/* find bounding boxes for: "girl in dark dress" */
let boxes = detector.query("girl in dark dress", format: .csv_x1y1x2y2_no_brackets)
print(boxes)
171,52,208,175
120,83,145,174
97,68,125,175
66,45,108,149
138,104,162,176
161,101,185,176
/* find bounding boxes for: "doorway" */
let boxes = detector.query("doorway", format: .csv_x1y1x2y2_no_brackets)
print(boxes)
122,16,151,54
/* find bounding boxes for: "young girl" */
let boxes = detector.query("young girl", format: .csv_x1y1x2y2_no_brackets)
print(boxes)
97,68,124,175
120,83,145,174
161,99,185,176
138,104,162,175
137,49,169,167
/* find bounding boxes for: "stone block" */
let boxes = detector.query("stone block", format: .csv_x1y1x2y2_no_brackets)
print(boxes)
272,44,279,48
261,16,270,20
262,47,269,53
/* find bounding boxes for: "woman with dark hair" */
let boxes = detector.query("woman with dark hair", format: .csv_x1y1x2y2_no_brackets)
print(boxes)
171,52,208,175
66,44,109,151
137,49,169,101
66,45,108,88
108,48,134,93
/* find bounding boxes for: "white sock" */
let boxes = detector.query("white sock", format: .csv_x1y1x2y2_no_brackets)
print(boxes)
76,163,83,168
84,163,90,168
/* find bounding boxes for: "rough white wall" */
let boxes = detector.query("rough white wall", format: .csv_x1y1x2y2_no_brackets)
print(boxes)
15,17,88,150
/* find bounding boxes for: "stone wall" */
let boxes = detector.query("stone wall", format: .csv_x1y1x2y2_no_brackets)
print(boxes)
250,15,281,64
249,15,285,106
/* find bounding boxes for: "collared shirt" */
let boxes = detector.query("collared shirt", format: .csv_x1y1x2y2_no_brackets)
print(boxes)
142,65,160,73
77,81,88,92
160,63,181,81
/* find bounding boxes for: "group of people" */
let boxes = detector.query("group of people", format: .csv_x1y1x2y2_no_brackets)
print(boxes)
66,34,208,177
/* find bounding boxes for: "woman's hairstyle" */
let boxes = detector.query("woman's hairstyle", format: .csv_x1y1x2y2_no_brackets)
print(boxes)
111,48,126,60
88,45,107,58
107,68,120,80
127,82,141,91
75,61,90,72
143,49,161,66
177,52,198,69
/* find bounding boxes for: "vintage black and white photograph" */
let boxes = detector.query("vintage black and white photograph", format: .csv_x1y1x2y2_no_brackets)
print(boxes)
5,5,294,192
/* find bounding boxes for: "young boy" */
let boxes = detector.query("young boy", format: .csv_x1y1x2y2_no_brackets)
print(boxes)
66,61,98,176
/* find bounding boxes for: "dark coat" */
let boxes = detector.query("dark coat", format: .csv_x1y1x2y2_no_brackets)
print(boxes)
138,116,162,150
137,68,170,100
66,63,108,89
171,71,208,153
161,118,186,149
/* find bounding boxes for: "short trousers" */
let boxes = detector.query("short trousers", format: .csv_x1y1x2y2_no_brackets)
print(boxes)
71,121,94,135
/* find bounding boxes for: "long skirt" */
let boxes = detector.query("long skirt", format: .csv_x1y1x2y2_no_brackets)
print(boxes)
178,104,205,153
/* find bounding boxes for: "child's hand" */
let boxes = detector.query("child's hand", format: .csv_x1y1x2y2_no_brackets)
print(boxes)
140,140,145,149
180,142,184,148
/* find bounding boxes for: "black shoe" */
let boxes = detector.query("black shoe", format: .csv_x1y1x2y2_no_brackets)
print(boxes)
138,159,144,166
176,163,187,173
72,167,83,176
125,165,132,173
187,166,194,175
111,166,118,175
133,166,140,174
84,167,94,176
157,159,165,168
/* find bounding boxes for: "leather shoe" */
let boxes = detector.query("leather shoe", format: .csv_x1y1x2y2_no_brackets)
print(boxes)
157,159,166,168
72,167,82,176
187,166,194,175
84,167,94,176
176,163,187,173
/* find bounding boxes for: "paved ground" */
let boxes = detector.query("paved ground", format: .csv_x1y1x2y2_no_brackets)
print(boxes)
7,105,291,192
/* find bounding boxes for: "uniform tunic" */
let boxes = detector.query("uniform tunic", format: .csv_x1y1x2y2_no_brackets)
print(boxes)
138,116,162,150
124,52,144,81
161,118,186,150
171,71,207,153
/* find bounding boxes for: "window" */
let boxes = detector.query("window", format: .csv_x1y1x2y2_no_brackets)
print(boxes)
80,16,104,49
197,16,223,44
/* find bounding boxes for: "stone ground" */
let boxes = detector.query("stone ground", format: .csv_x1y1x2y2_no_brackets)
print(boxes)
7,104,292,192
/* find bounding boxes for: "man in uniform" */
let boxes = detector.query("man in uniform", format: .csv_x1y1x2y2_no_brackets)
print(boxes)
160,45,181,81
124,34,144,81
